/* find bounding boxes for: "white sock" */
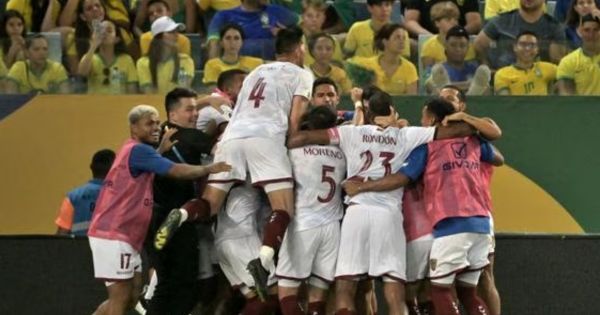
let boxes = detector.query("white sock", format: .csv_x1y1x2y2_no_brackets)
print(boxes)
259,246,275,272
178,208,188,225
144,272,158,300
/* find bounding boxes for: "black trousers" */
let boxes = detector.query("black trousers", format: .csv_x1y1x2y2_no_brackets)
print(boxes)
145,210,200,315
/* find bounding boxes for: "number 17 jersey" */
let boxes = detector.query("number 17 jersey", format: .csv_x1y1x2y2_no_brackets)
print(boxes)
222,61,314,144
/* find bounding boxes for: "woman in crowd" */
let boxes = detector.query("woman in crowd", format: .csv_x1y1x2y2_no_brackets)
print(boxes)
1,10,27,69
307,32,351,94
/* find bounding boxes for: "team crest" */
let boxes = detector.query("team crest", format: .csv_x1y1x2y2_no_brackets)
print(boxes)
451,142,467,159
260,13,270,27
430,258,437,271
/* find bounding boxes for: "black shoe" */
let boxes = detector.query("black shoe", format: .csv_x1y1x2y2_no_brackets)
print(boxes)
154,209,182,250
246,258,269,302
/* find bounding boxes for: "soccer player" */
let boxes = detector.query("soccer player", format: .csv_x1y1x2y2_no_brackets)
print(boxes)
557,14,600,95
276,106,346,315
287,92,476,315
494,31,557,95
154,26,313,300
55,149,115,236
87,104,229,315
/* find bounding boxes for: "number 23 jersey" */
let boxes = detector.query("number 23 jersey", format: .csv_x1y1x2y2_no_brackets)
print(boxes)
222,61,314,144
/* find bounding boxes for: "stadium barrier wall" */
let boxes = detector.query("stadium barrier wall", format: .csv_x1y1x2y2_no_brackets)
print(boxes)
1,234,599,314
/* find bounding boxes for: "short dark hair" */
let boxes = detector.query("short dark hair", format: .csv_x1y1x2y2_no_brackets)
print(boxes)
304,106,338,130
362,85,382,102
217,69,247,91
148,0,170,10
367,91,392,117
580,14,600,25
445,25,469,41
374,23,403,52
424,97,456,123
441,84,467,103
219,23,245,40
516,30,538,41
275,25,304,55
307,32,335,57
165,88,197,114
312,77,339,95
25,33,47,49
91,149,115,179
367,0,394,6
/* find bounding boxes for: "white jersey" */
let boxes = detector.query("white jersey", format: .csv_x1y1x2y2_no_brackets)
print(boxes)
222,62,313,144
196,92,232,132
289,145,346,232
215,183,269,242
330,125,435,211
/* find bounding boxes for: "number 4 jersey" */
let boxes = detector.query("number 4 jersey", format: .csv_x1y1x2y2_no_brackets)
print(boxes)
222,61,314,144
289,145,346,232
329,125,435,211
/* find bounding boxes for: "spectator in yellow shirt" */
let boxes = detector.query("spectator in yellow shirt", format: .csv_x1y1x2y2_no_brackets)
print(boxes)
1,10,27,69
78,20,139,94
0,58,7,92
344,0,410,59
484,0,520,20
307,33,351,94
300,0,343,66
495,31,557,95
6,0,63,32
557,14,600,95
203,23,263,85
137,16,195,94
5,34,70,94
138,0,191,55
420,1,476,70
348,23,418,95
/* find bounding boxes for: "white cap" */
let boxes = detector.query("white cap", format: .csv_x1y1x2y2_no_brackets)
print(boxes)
151,16,185,36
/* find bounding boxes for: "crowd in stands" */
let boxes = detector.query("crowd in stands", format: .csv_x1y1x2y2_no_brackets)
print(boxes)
1,0,600,96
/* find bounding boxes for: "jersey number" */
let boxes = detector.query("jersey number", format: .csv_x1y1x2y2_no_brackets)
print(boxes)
248,77,267,108
358,151,395,176
120,253,132,270
318,165,336,203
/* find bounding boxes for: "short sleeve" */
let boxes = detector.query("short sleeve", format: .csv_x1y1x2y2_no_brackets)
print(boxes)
479,138,494,163
273,5,299,26
405,60,418,84
203,59,220,84
129,144,175,177
140,32,152,55
136,57,152,88
556,54,575,80
482,17,500,40
179,34,192,56
207,11,227,41
484,0,500,19
52,63,69,83
6,61,27,88
344,24,358,53
398,127,436,153
55,197,74,230
550,21,566,42
293,69,314,99
123,55,138,83
399,144,428,181
493,67,510,92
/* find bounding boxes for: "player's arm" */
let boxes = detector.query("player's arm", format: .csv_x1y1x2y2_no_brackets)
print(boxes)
488,143,505,166
440,112,502,140
342,173,411,197
351,87,365,125
287,129,331,148
167,162,231,180
289,95,310,136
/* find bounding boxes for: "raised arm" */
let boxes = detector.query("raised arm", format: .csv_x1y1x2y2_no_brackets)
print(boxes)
442,112,502,140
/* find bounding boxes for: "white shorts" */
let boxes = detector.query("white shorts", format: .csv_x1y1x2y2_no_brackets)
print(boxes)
216,235,277,295
429,233,491,286
208,138,293,193
89,237,142,283
276,221,340,287
406,234,433,283
488,215,495,254
335,205,406,282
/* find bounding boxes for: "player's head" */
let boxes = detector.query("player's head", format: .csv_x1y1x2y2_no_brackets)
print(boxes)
439,84,466,111
165,88,198,129
129,105,161,145
311,77,339,112
421,97,456,127
513,30,539,64
90,149,115,179
578,14,600,44
275,25,306,66
302,105,338,130
217,69,247,102
444,25,469,63
366,91,393,124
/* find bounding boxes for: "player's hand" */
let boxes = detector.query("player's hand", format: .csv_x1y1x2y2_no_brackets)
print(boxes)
395,118,410,128
342,180,363,197
206,162,232,174
442,112,466,126
350,87,363,103
157,126,178,154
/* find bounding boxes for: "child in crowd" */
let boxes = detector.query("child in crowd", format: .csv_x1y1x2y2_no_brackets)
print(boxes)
307,32,351,94
301,0,343,66
1,10,27,69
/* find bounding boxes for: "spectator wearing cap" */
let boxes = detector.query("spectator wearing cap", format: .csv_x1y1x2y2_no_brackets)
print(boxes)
563,0,600,50
138,0,192,56
135,0,198,36
426,26,491,95
557,14,600,95
137,16,195,94
474,0,567,70
206,0,299,60
55,149,116,236
404,0,482,37
421,1,477,70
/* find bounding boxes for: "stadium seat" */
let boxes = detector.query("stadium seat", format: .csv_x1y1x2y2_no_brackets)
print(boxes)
185,33,204,70
38,32,62,64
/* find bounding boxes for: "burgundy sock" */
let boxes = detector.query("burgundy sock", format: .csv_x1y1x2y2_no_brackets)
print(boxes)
181,198,210,221
335,308,356,315
457,286,490,315
419,301,434,315
430,285,460,315
307,301,326,315
407,301,422,315
280,295,303,315
268,294,281,314
262,210,290,250
241,296,271,315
